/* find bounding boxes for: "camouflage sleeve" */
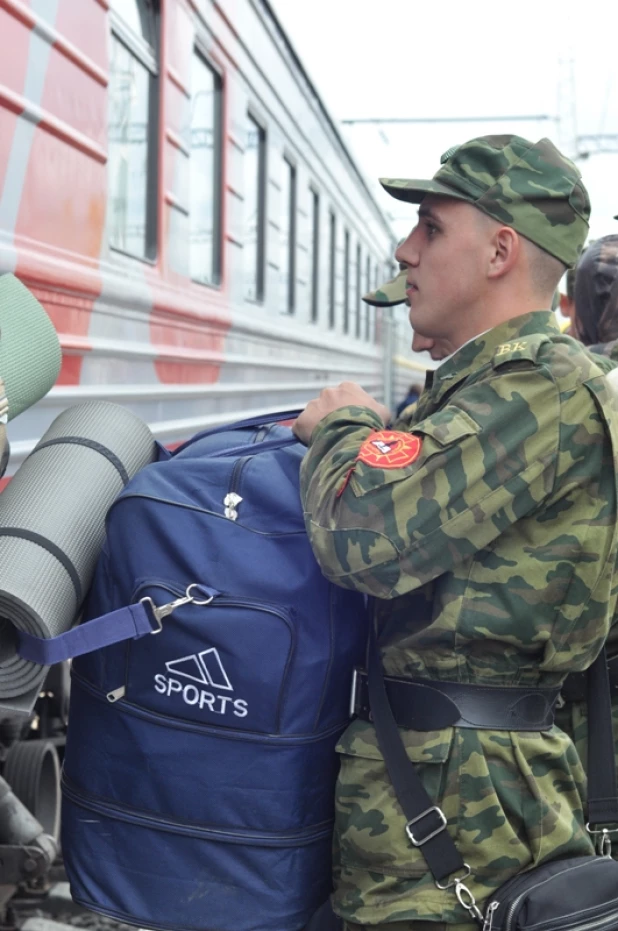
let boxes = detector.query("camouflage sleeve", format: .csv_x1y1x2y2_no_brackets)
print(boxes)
587,351,616,375
300,368,560,598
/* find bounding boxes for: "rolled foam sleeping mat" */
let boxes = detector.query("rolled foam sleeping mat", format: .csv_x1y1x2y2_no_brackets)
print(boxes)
0,401,157,713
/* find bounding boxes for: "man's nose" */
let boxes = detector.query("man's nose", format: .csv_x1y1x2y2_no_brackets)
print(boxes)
395,229,420,267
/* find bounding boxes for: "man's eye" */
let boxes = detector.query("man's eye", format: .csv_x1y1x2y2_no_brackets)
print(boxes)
424,222,437,236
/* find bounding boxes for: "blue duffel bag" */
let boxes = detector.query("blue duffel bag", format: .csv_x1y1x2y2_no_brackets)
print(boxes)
29,411,367,931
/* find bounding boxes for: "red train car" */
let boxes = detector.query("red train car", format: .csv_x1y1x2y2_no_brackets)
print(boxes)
0,0,398,478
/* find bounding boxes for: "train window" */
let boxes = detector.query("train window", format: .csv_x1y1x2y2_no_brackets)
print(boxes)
110,0,156,42
343,230,350,334
190,52,222,286
245,114,266,302
328,211,336,329
108,0,158,260
280,157,296,314
355,243,362,338
309,188,319,323
365,255,372,340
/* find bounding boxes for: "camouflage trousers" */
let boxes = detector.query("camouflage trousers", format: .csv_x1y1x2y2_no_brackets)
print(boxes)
343,923,477,930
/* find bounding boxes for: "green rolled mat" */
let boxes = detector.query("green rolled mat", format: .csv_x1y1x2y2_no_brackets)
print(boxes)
0,274,62,422
0,401,157,714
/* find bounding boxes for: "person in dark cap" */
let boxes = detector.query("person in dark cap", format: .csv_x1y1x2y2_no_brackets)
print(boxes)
557,233,618,860
293,135,618,931
573,235,618,359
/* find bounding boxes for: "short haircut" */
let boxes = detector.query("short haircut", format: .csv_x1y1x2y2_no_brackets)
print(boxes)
523,239,567,299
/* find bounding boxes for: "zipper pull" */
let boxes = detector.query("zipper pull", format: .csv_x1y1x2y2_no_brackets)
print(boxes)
224,492,243,521
107,686,126,703
483,901,499,931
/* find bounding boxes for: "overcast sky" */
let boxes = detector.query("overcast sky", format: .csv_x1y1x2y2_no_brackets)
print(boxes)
271,0,618,244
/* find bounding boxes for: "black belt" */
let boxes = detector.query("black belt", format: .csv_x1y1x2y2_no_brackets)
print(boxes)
561,655,618,703
351,668,560,731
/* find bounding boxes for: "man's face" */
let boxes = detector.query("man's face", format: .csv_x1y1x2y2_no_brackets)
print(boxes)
397,259,458,361
395,195,490,344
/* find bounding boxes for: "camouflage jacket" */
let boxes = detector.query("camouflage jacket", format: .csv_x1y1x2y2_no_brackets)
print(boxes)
589,338,618,364
300,312,618,926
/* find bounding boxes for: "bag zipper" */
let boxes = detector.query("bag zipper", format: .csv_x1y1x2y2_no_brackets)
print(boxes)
71,667,346,744
131,579,294,621
485,896,618,931
107,491,305,535
224,456,251,520
62,775,332,847
505,909,618,931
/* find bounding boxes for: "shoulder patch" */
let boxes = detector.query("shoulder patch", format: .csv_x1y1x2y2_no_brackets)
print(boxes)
492,334,550,369
357,431,421,469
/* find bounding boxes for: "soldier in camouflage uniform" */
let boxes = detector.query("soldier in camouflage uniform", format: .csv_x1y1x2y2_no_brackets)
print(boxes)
293,135,618,931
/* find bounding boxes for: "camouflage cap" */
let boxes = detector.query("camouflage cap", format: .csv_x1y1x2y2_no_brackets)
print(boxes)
380,135,590,268
363,266,407,306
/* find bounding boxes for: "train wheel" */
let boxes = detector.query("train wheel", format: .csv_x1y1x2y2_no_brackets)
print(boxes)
4,740,61,841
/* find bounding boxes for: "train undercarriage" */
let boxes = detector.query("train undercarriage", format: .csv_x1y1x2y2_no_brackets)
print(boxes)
0,665,69,926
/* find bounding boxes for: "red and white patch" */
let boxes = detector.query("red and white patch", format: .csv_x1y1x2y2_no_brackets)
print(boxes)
357,431,422,469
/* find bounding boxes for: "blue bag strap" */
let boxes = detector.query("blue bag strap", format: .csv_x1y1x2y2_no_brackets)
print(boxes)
174,409,302,454
204,409,301,434
17,602,157,665
16,583,221,665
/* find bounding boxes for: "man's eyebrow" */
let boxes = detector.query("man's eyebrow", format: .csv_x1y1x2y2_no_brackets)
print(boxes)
418,204,442,223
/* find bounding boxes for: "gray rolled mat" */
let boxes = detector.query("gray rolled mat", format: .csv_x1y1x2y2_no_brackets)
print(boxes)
0,401,157,713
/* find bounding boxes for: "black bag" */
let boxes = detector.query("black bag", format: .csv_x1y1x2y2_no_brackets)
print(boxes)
368,628,618,931
480,856,618,931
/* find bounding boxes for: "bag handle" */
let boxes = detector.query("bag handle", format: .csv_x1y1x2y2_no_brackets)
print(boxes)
209,434,299,459
17,584,221,665
174,409,302,454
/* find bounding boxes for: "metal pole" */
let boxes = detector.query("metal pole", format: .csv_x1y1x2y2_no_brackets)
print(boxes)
382,307,394,413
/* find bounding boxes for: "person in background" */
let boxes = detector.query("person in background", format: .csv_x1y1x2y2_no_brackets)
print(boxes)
395,383,424,418
558,233,618,858
559,265,577,333
573,234,618,359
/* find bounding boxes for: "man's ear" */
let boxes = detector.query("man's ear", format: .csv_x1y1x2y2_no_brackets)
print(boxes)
487,226,519,280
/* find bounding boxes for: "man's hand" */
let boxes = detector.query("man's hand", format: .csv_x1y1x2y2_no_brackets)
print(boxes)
293,382,390,445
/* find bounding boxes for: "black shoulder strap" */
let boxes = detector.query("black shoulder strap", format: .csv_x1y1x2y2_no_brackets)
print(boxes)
367,623,465,882
368,622,618,885
587,648,618,826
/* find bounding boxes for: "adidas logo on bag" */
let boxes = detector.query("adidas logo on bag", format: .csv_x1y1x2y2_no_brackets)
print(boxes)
154,648,248,717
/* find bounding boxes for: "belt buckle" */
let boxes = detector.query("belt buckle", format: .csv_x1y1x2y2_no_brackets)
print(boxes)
406,806,447,846
349,668,360,718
